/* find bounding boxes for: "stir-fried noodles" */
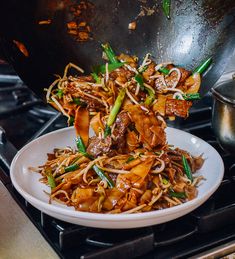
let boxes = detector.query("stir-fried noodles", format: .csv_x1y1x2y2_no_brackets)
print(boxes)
32,44,207,213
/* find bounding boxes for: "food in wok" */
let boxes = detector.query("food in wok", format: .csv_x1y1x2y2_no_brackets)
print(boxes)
30,44,210,213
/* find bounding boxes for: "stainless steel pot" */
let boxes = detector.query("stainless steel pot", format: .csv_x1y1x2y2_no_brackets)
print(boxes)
211,72,235,153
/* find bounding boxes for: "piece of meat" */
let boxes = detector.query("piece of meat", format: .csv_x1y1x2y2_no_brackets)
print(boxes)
112,112,131,151
126,104,166,149
142,62,155,81
165,65,191,86
165,99,192,118
110,67,134,84
191,155,204,172
74,75,94,82
87,136,112,157
80,95,105,110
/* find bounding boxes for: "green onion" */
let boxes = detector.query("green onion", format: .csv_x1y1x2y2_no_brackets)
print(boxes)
64,163,79,173
76,136,94,160
183,93,201,101
76,136,86,154
138,65,148,73
193,57,212,75
135,74,145,90
72,97,86,107
45,169,56,189
159,67,170,75
101,43,118,64
104,125,111,138
91,72,101,83
69,116,74,126
93,165,115,188
93,62,125,74
73,97,82,105
126,156,135,163
162,178,169,185
182,155,193,182
145,88,155,105
57,89,64,99
107,88,126,127
134,73,155,105
169,190,186,199
163,0,171,19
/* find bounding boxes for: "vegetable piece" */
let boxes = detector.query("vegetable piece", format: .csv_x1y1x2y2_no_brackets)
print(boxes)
162,178,169,185
135,73,155,104
91,72,101,83
72,97,86,106
169,190,186,199
93,62,125,74
126,156,135,163
104,125,111,138
107,88,126,127
93,165,115,188
182,155,193,182
64,163,79,173
134,74,145,90
163,0,171,19
69,116,74,126
101,43,118,64
183,93,201,101
57,89,64,99
159,67,170,75
74,108,89,146
76,135,86,154
145,88,155,105
45,169,56,189
193,57,212,75
76,136,94,160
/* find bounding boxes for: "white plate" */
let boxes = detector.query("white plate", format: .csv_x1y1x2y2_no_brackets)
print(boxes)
10,127,224,229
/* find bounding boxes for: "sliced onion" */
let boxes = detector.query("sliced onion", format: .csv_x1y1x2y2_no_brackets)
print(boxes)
167,67,181,88
151,158,165,174
173,92,184,100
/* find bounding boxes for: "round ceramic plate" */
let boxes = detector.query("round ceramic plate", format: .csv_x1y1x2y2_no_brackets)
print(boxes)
10,127,224,229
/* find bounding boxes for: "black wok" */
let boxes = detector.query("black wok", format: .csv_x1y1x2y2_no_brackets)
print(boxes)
0,0,235,99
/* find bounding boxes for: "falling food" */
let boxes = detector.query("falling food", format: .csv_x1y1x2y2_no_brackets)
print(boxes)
38,19,52,25
13,40,29,57
128,21,137,30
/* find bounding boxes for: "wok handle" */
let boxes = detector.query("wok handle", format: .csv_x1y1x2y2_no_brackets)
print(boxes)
0,127,18,184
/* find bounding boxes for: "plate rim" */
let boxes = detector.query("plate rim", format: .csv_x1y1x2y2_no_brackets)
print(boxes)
10,126,224,222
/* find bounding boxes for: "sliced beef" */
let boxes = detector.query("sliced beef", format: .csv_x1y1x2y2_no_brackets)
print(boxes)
112,112,131,151
142,62,155,81
165,99,192,118
165,65,191,86
87,136,112,157
110,67,134,83
80,95,104,110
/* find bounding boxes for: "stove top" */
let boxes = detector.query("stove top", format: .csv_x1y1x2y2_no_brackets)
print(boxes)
0,63,235,259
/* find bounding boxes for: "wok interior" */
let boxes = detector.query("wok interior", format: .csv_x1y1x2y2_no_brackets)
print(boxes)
0,0,235,98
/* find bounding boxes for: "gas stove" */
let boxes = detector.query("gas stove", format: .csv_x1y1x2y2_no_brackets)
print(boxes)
0,62,235,259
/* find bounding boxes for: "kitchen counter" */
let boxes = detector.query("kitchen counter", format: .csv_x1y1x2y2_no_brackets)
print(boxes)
0,181,58,259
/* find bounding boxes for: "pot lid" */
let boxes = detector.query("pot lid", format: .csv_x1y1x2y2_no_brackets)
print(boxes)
211,72,235,105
